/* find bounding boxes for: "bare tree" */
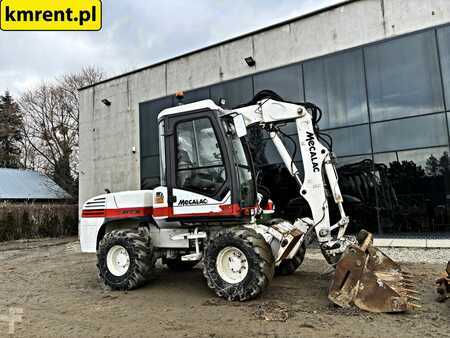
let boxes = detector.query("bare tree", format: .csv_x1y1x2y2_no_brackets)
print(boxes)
19,66,103,198
58,66,103,126
19,122,38,170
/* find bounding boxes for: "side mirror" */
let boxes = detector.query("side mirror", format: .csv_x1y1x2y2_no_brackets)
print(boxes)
233,114,247,138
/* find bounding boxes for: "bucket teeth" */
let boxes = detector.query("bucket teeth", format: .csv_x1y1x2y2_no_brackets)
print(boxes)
407,303,422,309
406,295,421,301
402,271,413,275
402,275,415,282
402,275,415,280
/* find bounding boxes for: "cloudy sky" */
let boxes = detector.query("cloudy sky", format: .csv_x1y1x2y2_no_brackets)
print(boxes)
0,0,341,96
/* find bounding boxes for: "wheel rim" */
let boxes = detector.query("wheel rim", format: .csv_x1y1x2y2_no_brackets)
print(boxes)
106,245,130,277
216,246,249,284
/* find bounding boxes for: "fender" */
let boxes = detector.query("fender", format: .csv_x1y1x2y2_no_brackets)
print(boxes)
95,216,155,250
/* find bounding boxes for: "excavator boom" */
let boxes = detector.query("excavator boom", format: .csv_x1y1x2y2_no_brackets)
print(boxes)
233,93,418,313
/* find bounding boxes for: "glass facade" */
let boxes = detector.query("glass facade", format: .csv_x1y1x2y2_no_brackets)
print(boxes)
139,25,450,234
254,64,304,102
365,31,444,122
139,96,173,189
304,49,368,129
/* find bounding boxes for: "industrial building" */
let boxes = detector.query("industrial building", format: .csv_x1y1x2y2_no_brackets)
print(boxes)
79,0,450,235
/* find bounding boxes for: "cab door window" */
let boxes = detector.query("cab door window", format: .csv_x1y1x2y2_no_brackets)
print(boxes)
224,120,256,207
176,118,226,197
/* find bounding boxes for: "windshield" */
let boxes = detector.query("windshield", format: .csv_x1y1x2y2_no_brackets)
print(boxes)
224,118,256,207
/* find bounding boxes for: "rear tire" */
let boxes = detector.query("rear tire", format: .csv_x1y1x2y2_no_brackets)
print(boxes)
97,227,156,290
275,243,306,276
203,227,275,301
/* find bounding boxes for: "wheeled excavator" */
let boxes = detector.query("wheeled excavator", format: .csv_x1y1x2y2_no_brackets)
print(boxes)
79,91,419,313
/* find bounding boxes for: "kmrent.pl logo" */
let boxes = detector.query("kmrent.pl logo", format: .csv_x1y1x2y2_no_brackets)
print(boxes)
0,0,102,31
0,307,23,334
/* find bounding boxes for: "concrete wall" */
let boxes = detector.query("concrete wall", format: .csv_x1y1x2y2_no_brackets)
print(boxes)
79,0,450,207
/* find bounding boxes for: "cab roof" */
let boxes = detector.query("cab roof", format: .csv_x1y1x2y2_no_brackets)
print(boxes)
157,99,226,121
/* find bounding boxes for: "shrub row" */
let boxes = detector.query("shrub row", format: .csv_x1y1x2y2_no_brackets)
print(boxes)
0,203,78,242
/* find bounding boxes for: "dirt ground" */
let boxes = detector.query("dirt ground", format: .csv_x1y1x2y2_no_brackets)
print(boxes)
0,238,449,338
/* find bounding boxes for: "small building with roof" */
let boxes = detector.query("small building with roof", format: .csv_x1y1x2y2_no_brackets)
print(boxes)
0,168,71,202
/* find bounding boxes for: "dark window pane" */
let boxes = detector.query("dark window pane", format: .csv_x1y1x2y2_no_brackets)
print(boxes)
210,77,253,108
179,87,210,104
263,125,371,162
176,118,224,168
141,155,160,189
325,125,372,156
398,147,450,172
238,166,255,208
448,113,450,137
257,135,304,167
375,147,450,172
438,26,450,108
224,119,256,207
371,113,448,153
141,155,160,177
139,97,173,157
335,155,379,234
365,31,444,121
373,152,398,165
175,118,226,197
279,122,297,135
247,129,270,166
304,49,368,129
374,147,450,233
177,167,226,196
336,155,372,167
253,64,304,102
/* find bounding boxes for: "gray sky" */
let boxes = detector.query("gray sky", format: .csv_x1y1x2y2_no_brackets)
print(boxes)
0,0,341,96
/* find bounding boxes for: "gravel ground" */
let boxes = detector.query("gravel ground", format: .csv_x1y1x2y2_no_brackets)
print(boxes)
0,237,449,337
375,247,450,264
306,248,450,264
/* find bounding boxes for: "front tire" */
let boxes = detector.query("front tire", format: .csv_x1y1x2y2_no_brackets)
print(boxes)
97,227,156,290
275,243,306,276
203,227,275,301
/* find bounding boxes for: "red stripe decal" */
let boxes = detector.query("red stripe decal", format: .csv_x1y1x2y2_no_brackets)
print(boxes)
82,205,256,219
153,207,172,218
82,207,153,219
81,209,105,218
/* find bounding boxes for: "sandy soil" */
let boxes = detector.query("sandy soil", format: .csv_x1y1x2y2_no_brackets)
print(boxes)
0,237,449,338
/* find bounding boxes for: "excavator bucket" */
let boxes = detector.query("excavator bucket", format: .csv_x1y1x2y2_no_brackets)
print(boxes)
435,261,450,302
328,231,420,313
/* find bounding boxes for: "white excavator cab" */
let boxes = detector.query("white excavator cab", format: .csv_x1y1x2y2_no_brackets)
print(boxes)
152,100,257,225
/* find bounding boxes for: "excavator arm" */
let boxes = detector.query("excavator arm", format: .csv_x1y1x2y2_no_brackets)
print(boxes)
228,96,420,312
233,99,349,258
